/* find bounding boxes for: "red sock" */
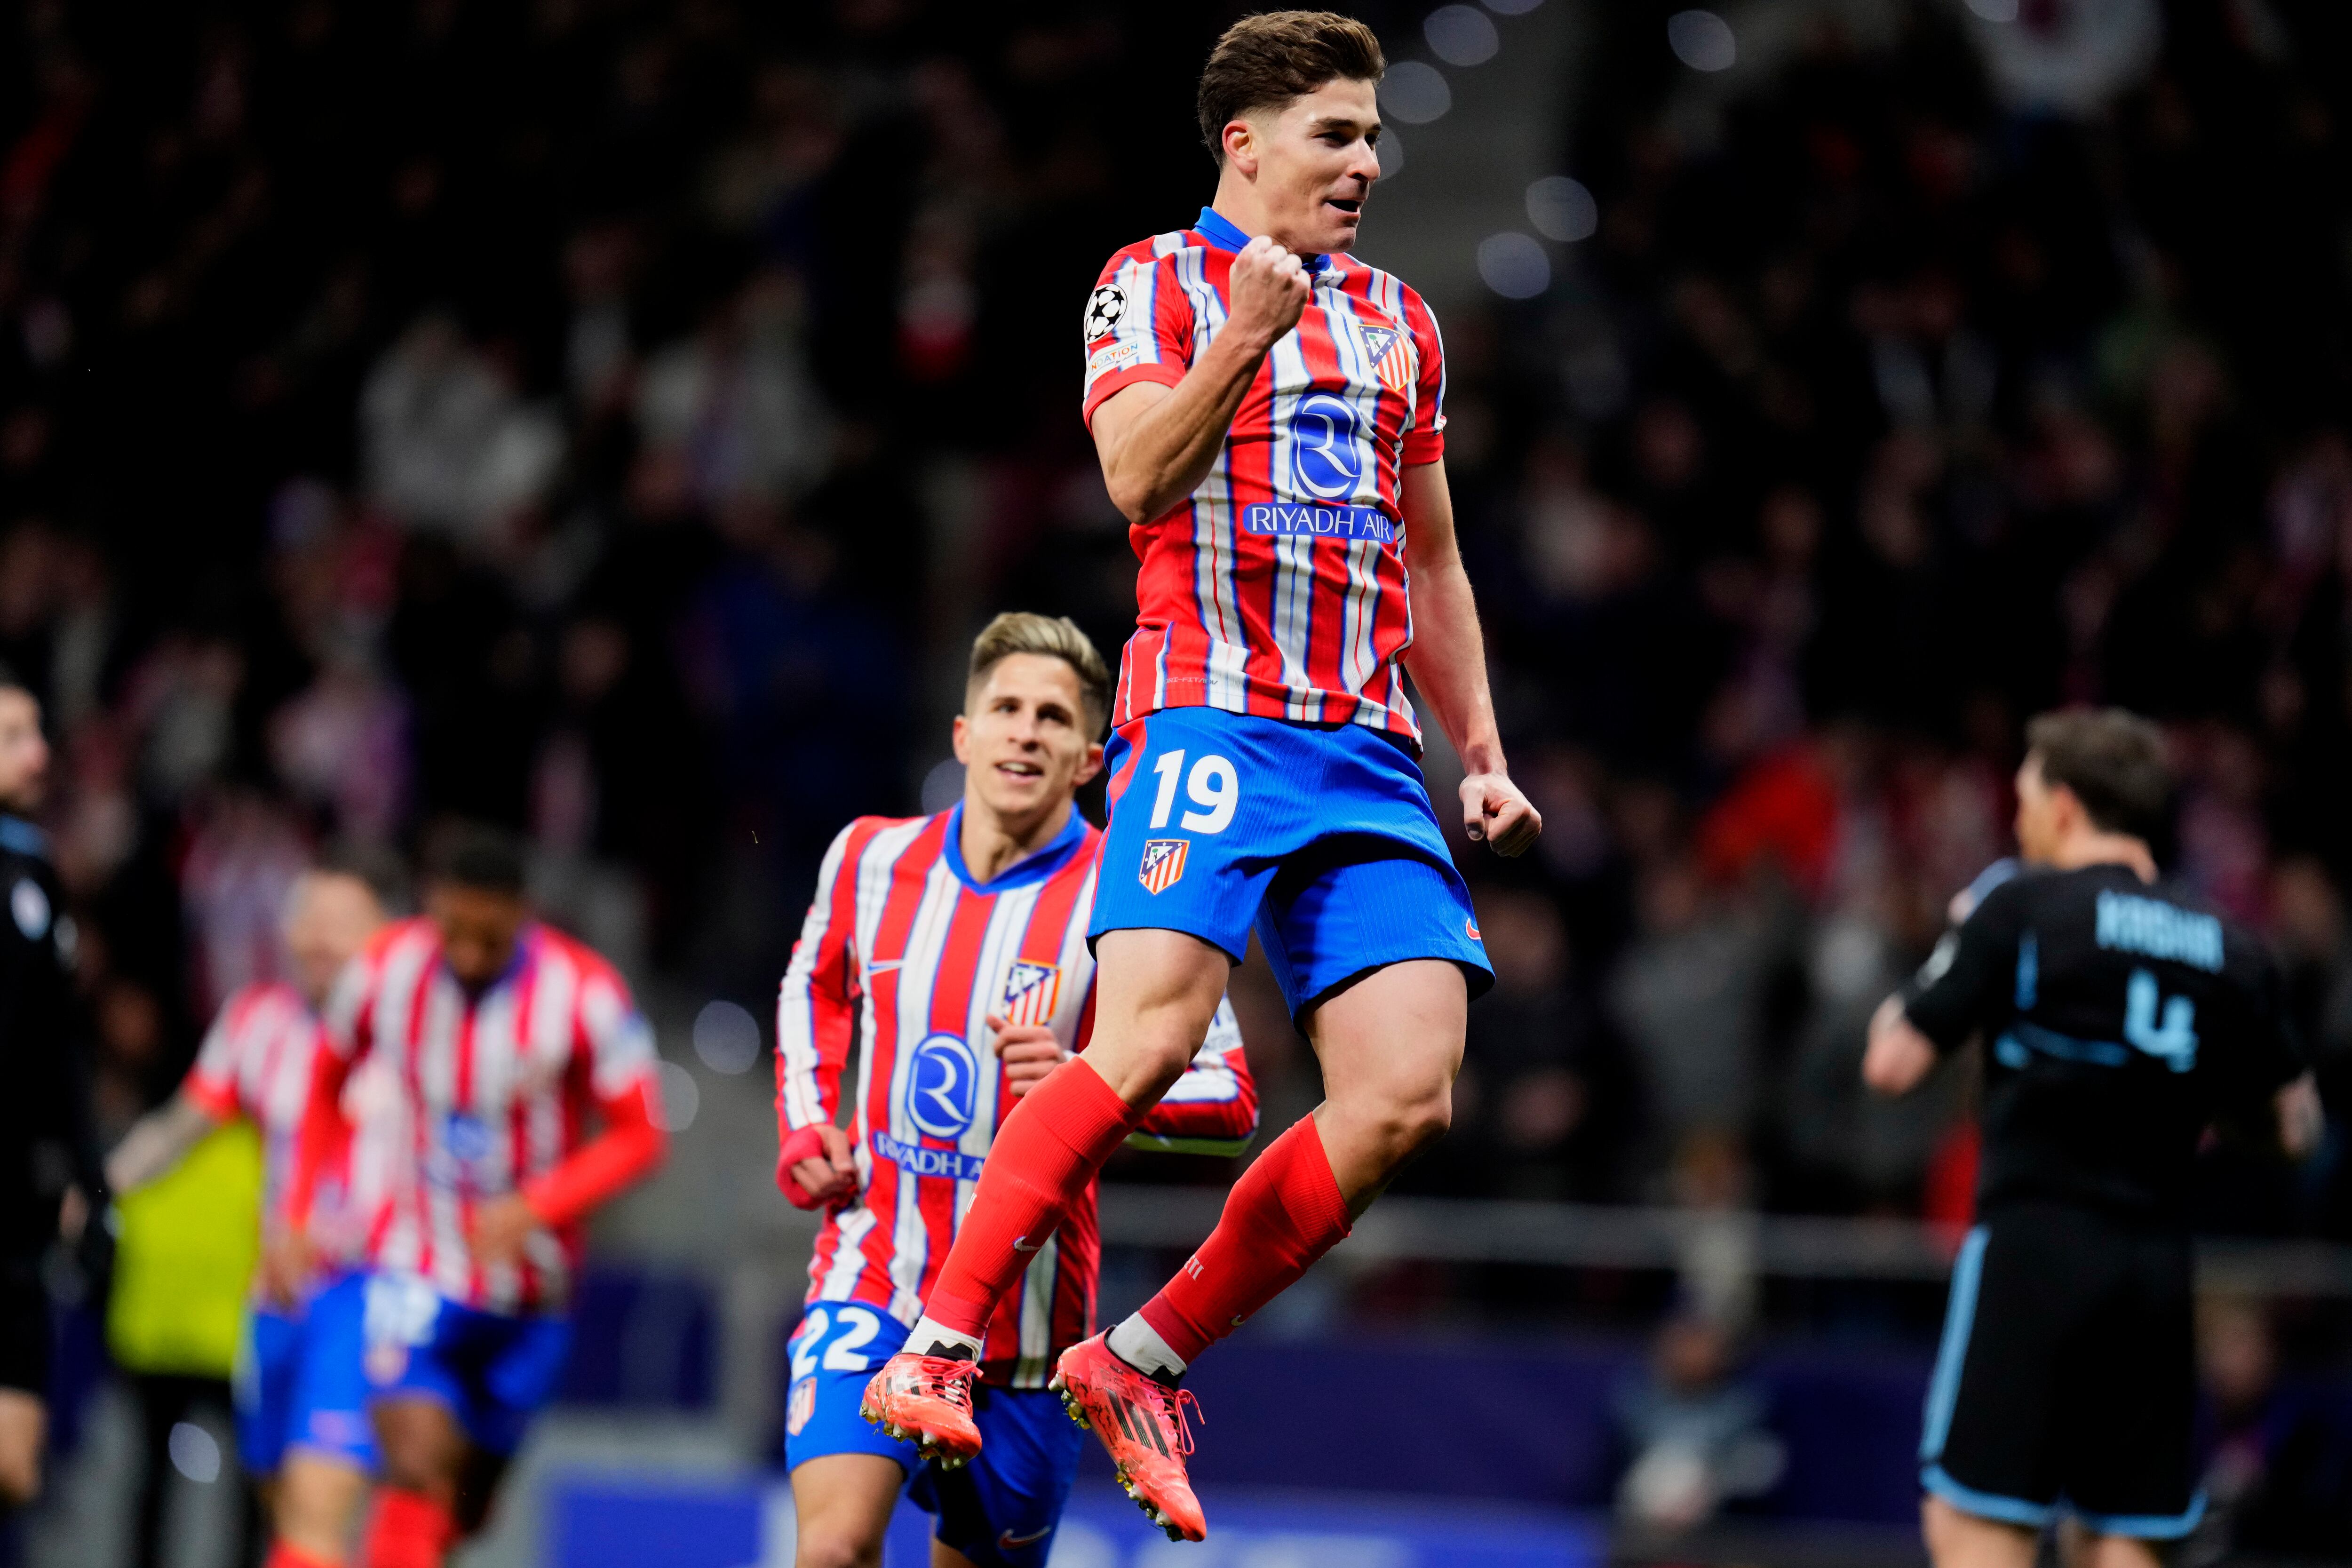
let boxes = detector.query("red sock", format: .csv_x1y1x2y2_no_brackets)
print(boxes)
265,1544,343,1568
924,1058,1143,1340
1139,1115,1351,1363
362,1488,456,1568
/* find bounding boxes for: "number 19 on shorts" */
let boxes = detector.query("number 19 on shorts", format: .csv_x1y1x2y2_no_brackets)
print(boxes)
1148,750,1238,834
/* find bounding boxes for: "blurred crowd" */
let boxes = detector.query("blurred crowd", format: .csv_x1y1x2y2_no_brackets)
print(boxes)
1,0,2351,1253
1377,0,2352,1245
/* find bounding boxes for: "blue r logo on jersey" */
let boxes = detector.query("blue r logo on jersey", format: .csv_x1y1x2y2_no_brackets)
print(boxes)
906,1033,980,1138
1291,392,1363,500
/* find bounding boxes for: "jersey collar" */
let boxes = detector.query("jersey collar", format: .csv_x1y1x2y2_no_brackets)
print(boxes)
1193,206,1330,276
943,802,1088,895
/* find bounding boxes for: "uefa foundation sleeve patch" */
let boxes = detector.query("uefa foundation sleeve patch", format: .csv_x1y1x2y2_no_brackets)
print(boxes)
1140,839,1188,894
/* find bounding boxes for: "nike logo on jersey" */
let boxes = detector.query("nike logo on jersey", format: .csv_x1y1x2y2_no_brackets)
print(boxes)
866,960,904,973
998,1525,1054,1549
1013,1235,1042,1252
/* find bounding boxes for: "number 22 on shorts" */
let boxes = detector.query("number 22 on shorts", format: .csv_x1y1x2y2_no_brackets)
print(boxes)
790,1304,885,1378
1147,750,1239,833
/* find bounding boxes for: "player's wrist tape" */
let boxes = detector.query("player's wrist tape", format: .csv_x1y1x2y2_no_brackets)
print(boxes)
776,1125,831,1209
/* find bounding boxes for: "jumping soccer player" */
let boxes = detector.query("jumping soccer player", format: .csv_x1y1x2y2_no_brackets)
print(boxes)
863,12,1538,1540
1865,709,2320,1568
778,612,1256,1568
277,827,667,1568
109,864,388,1568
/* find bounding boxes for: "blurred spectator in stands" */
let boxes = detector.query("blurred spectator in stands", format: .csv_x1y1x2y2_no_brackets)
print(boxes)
120,636,241,810
1434,886,1628,1201
1610,854,1780,1187
361,314,565,544
176,790,305,1021
2190,1295,2352,1562
636,270,831,510
1780,874,1966,1215
1613,1309,1785,1536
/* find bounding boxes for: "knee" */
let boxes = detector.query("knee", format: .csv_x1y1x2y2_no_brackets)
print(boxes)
276,1466,363,1556
794,1528,883,1568
1390,1089,1454,1154
374,1441,446,1499
1097,998,1223,1100
1135,1023,1206,1088
1349,1082,1453,1165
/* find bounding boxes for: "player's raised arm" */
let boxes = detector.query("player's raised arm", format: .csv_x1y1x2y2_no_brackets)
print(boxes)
1090,236,1311,525
1398,459,1541,857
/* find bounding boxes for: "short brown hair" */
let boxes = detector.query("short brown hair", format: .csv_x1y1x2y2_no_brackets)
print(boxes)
2025,708,2173,843
968,613,1112,735
1198,11,1385,165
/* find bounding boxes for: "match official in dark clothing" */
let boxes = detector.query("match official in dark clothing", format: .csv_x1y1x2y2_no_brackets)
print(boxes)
1865,709,2319,1568
0,670,103,1515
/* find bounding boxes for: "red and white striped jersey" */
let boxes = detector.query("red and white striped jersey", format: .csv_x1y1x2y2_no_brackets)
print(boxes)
777,806,1258,1389
322,916,660,1313
1081,206,1448,744
187,982,330,1241
187,981,409,1272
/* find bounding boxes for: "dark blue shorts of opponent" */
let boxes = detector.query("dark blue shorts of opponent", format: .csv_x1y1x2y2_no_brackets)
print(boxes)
1920,1205,2203,1538
783,1302,1082,1568
1089,708,1493,1017
358,1273,572,1457
235,1272,377,1473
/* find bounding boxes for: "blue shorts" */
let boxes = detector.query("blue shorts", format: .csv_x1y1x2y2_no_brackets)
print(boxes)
358,1273,572,1457
783,1303,1083,1568
1090,708,1492,1016
234,1273,377,1473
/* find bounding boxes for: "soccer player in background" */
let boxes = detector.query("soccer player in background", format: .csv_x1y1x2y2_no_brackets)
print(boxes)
777,612,1256,1568
276,827,667,1568
1865,709,2322,1568
109,863,389,1568
0,669,105,1531
863,13,1539,1541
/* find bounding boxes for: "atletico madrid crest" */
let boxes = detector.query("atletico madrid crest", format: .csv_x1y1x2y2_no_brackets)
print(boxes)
1359,324,1415,395
1139,838,1188,895
1000,960,1063,1027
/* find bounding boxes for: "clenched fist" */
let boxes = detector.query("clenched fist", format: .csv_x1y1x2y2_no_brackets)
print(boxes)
1460,771,1542,858
1225,234,1313,352
990,1012,1069,1098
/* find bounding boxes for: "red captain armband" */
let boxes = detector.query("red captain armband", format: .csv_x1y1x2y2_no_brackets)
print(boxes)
776,1124,833,1210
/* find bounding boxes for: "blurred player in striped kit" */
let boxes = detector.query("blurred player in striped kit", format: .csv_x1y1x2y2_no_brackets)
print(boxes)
778,613,1256,1568
273,827,667,1568
109,861,390,1568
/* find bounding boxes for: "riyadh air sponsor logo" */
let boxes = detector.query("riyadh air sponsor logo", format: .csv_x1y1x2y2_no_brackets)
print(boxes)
1289,391,1364,498
1000,960,1062,1027
906,1033,980,1138
1242,503,1396,542
1139,839,1188,894
872,1130,988,1182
